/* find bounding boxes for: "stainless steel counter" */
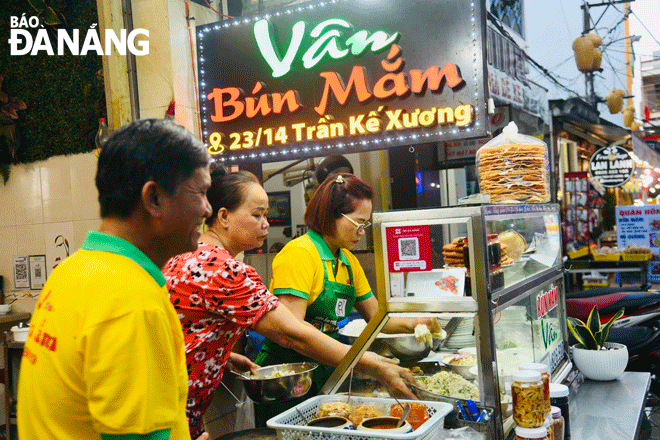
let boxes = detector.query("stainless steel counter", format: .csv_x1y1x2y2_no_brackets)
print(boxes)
569,372,651,440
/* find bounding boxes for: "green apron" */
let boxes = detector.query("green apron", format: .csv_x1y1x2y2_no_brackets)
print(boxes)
254,232,357,425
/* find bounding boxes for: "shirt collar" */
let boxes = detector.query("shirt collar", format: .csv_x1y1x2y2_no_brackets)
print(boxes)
307,230,350,266
81,231,166,287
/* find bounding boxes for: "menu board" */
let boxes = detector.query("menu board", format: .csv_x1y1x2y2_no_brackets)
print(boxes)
615,205,660,282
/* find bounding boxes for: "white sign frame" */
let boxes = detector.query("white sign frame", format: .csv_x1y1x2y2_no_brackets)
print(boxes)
13,256,30,289
29,255,47,290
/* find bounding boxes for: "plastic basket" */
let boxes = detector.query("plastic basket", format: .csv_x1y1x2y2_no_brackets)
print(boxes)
622,253,652,261
267,395,453,440
453,406,495,440
592,253,620,261
567,247,589,259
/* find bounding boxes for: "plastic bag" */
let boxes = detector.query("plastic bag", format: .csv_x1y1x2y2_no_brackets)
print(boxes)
476,122,550,204
442,426,486,439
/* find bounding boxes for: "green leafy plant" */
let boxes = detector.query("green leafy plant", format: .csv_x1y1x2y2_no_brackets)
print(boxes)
0,75,27,183
27,0,63,26
568,306,624,350
0,0,104,184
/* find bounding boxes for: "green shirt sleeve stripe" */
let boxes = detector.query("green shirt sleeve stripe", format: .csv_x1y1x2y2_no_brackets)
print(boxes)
272,287,309,300
356,291,373,301
101,429,170,440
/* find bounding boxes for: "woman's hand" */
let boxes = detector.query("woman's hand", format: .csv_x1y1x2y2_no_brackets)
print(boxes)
411,317,442,334
226,352,259,376
195,433,209,440
361,351,417,400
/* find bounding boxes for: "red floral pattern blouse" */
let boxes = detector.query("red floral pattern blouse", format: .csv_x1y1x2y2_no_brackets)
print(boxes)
163,243,279,438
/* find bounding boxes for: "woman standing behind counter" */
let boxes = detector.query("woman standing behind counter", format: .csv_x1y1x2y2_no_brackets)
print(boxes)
163,167,416,438
255,173,439,425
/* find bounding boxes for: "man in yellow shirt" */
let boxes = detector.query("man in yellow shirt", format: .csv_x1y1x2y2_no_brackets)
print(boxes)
17,119,213,440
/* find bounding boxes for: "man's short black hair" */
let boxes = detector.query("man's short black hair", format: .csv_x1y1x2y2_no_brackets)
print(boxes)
96,119,209,218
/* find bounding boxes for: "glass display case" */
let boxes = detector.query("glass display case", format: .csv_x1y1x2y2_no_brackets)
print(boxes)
319,204,570,440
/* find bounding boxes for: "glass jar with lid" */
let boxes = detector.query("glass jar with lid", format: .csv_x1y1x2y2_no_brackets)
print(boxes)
549,383,570,439
487,234,504,290
462,238,472,296
515,426,550,440
520,362,551,416
511,370,546,428
550,406,564,440
544,415,553,439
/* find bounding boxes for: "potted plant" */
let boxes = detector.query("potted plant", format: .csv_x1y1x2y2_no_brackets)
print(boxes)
568,306,628,381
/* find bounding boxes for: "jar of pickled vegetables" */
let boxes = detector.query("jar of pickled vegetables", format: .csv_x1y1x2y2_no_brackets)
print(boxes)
520,362,551,415
512,370,546,428
551,406,564,440
515,426,550,440
544,416,553,439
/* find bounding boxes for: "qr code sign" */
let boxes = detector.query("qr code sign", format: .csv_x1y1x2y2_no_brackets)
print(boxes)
15,261,27,279
398,237,419,260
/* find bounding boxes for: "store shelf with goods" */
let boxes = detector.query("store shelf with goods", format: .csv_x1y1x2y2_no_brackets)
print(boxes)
563,172,602,258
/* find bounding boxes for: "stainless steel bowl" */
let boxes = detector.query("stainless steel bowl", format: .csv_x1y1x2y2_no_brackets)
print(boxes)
442,355,478,380
344,334,430,362
408,377,457,404
232,362,318,403
383,335,431,362
339,320,432,362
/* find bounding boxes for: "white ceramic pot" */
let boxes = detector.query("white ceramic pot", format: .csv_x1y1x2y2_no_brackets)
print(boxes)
571,342,628,381
11,326,29,342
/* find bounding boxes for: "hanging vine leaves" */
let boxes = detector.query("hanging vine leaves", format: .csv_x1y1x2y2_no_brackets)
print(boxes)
0,0,105,183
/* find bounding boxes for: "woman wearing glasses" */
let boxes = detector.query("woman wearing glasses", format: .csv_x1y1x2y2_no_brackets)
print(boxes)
255,173,437,425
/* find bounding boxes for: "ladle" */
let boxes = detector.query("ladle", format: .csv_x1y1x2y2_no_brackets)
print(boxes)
220,381,245,408
396,403,411,428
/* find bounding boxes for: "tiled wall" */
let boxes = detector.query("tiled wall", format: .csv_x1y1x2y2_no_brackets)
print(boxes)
0,152,101,313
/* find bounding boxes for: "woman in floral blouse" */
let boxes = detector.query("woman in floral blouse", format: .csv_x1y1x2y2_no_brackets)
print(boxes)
163,165,417,438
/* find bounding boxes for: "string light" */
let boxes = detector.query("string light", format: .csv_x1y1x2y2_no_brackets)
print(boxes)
196,0,486,163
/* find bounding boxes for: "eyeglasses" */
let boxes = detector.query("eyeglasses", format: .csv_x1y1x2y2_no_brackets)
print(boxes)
341,213,371,232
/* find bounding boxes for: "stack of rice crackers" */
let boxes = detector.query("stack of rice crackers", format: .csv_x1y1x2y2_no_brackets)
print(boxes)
477,143,549,203
442,236,467,267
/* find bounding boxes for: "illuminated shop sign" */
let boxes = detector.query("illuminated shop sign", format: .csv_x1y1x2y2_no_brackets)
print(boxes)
197,0,488,163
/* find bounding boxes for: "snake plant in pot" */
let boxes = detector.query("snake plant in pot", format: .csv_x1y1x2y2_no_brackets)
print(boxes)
568,306,627,381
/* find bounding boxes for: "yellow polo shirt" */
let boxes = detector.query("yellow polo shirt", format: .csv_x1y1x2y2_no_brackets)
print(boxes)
17,231,190,440
270,230,373,304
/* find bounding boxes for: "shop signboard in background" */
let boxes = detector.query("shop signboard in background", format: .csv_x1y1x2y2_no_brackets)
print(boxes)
197,0,488,164
589,145,635,188
616,205,660,282
442,105,510,161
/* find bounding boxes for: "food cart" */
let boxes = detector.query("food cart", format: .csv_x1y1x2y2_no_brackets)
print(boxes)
306,203,572,439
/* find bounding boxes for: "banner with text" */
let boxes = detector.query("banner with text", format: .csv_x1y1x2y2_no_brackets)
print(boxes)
197,0,489,164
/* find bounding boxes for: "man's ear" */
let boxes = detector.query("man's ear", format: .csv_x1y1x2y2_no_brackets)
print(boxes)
142,181,164,218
